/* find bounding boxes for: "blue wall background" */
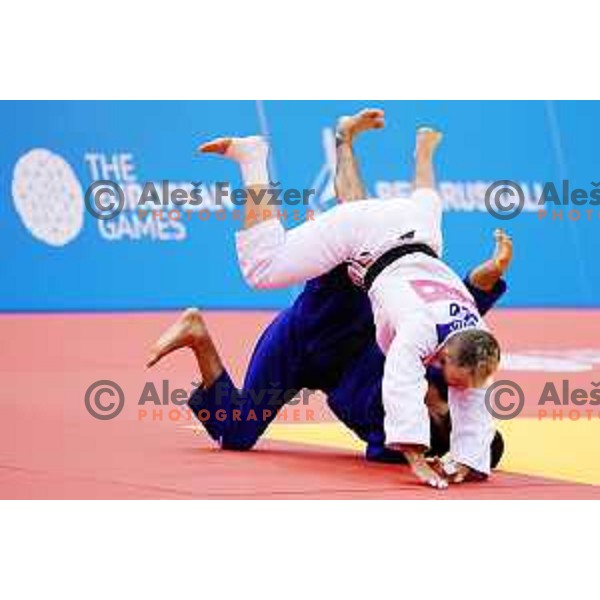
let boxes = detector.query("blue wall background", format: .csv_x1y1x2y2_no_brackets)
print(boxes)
1,100,598,311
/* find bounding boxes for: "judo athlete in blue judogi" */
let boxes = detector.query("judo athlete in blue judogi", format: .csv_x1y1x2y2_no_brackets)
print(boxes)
146,109,512,476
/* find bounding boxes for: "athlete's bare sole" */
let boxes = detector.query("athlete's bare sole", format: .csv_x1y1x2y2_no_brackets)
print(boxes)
146,308,209,368
336,108,385,143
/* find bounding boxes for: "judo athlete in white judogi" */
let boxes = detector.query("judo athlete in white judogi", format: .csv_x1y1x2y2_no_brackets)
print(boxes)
200,132,501,489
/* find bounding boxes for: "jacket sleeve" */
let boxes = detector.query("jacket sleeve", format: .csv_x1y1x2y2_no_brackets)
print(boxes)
448,386,496,475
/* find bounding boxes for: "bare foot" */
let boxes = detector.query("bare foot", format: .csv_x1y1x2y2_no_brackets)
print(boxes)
196,135,267,162
336,108,385,143
415,127,443,158
146,308,209,368
469,228,513,291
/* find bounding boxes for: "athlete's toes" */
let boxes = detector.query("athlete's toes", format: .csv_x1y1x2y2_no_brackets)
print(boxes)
146,350,162,369
197,137,232,155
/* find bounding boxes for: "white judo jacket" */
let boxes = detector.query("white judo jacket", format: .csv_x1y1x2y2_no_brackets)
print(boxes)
235,190,495,474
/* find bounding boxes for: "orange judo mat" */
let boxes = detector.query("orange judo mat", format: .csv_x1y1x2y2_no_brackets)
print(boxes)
1,310,599,499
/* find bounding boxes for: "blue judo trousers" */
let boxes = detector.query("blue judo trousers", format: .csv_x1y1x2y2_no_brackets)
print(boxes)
188,265,506,466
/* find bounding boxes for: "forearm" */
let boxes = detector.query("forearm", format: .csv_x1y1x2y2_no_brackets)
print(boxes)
334,139,367,202
383,336,430,447
333,108,383,202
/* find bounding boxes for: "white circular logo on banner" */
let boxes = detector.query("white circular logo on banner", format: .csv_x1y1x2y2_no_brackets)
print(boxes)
12,148,84,246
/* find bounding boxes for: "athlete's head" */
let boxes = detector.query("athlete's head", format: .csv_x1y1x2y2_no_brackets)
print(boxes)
439,329,501,389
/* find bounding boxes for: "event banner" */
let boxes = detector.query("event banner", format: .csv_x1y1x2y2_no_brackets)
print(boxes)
2,100,599,310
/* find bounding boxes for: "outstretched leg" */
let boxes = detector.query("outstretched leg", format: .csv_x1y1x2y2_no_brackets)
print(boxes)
413,127,443,190
334,108,384,202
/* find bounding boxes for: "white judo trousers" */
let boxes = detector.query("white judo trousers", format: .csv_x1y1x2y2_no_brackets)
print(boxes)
235,190,495,474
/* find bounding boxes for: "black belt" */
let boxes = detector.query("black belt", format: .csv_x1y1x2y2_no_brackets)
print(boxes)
363,243,438,291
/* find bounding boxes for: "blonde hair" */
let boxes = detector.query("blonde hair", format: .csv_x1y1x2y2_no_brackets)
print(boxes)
447,329,501,386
